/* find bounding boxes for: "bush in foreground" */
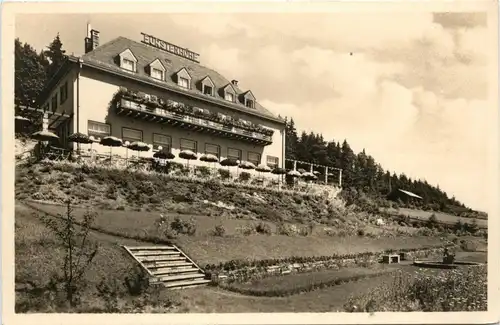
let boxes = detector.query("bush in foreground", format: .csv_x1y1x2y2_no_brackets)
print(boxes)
343,265,487,312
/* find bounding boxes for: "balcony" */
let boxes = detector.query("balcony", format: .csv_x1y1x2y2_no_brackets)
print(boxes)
115,98,274,145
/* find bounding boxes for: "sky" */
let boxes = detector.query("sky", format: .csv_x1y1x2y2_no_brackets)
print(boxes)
15,11,493,211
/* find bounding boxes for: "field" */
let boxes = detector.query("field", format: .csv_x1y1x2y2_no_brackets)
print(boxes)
384,207,488,229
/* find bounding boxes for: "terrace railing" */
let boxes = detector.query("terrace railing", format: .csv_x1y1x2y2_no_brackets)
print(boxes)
117,98,273,145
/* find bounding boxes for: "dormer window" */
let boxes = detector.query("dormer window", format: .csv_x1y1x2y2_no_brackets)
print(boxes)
176,68,192,89
221,83,236,102
123,58,135,72
151,68,164,80
241,90,256,109
118,49,138,72
200,76,215,96
203,85,213,95
225,92,234,102
179,77,189,88
148,58,166,81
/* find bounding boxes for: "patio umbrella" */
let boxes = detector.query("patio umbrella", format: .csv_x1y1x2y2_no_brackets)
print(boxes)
272,167,287,187
200,153,219,171
220,158,239,166
255,164,271,179
239,161,256,170
238,161,256,178
31,130,59,159
68,132,93,154
153,150,175,160
220,158,239,176
15,115,30,122
15,116,31,134
179,149,198,168
31,130,59,142
302,172,318,182
100,136,123,162
68,132,93,144
127,141,150,159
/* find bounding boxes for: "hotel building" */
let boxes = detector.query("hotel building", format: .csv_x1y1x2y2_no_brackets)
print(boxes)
38,26,286,170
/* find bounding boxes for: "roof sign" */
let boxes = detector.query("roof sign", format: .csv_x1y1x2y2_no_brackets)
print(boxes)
141,32,199,63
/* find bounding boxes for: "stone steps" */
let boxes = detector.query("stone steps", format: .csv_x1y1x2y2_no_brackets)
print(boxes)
123,245,209,290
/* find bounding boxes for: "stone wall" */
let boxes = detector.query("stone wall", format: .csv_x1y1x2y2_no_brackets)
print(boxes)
210,246,450,284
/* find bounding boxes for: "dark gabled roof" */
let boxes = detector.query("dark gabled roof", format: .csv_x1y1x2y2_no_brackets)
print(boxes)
148,58,166,70
398,189,423,199
119,48,138,61
80,36,284,124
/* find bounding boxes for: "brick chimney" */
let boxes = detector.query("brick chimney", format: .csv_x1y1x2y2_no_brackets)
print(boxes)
84,23,100,53
231,80,238,87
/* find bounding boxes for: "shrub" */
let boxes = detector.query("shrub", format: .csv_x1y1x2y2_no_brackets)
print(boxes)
459,239,479,252
170,217,196,236
96,278,121,312
195,166,212,179
255,222,272,235
123,265,150,296
213,224,226,237
237,224,255,236
218,168,231,180
298,225,311,237
344,266,487,312
357,229,365,236
238,171,251,182
249,205,284,222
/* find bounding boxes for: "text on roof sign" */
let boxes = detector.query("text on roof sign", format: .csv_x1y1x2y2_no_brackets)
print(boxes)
141,32,200,62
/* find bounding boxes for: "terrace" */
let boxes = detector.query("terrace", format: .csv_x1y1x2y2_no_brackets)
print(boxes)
114,88,274,146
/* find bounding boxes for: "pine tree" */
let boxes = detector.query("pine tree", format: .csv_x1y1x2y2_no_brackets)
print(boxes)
284,117,298,161
44,33,67,79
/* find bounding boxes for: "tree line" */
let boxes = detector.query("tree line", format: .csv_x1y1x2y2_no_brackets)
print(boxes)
15,34,66,133
283,118,483,217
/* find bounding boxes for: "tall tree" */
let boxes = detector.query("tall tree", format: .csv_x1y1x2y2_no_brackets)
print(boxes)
15,38,47,106
339,140,356,187
285,117,298,160
44,33,67,79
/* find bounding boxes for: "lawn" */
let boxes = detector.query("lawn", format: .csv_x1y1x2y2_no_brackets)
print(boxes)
169,273,398,313
169,264,487,313
14,203,154,312
385,207,488,229
225,265,396,296
22,201,449,267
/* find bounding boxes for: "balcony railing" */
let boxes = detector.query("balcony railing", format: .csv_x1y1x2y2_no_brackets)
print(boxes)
116,98,273,145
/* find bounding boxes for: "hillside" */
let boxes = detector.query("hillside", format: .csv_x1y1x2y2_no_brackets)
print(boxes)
284,118,486,219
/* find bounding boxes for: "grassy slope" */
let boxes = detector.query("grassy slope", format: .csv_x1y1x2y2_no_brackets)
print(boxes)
14,203,150,311
385,207,488,228
16,162,343,224
23,201,447,266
